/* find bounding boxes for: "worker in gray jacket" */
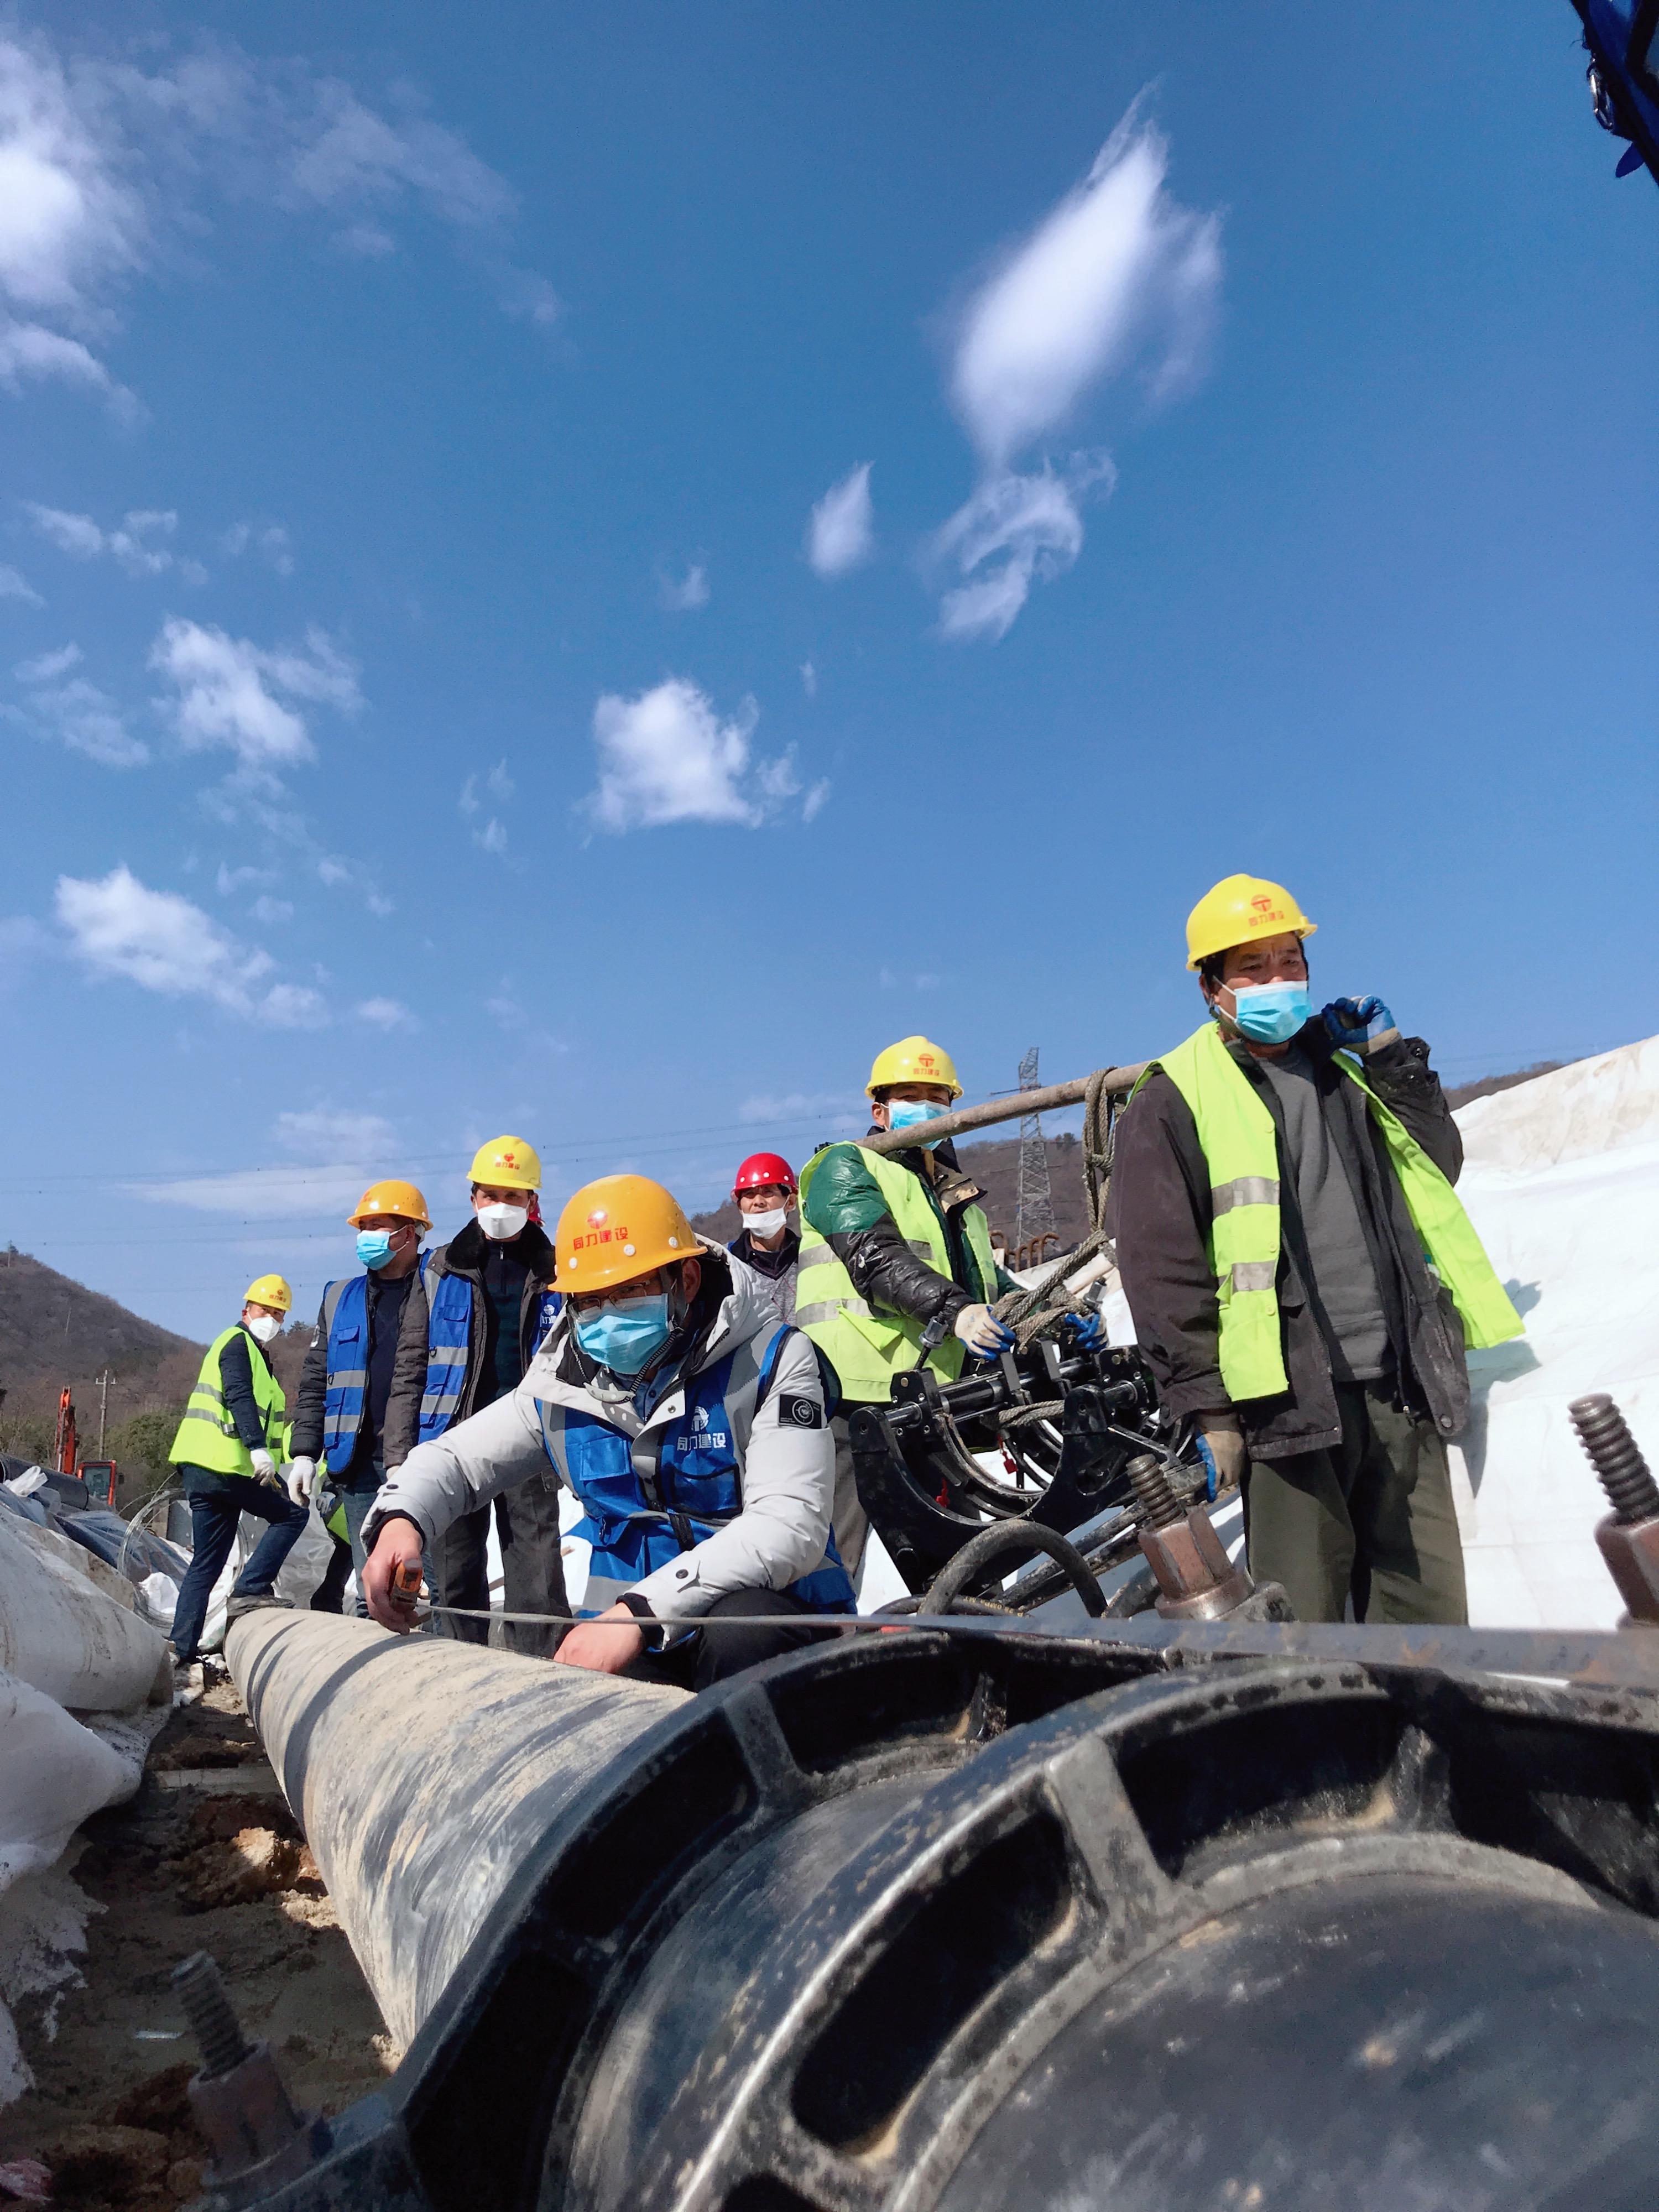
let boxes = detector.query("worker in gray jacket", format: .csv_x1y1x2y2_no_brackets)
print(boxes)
361,1173,855,1688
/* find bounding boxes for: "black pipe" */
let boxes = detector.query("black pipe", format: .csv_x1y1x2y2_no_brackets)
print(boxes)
919,1519,1108,1618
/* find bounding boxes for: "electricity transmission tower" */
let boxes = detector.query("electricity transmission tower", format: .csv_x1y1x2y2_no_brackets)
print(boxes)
1014,1046,1056,1263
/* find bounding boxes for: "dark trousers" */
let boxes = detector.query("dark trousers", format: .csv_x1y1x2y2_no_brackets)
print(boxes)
436,1480,569,1660
310,1536,353,1614
171,1465,309,1661
643,1587,841,1692
1243,1381,1468,1625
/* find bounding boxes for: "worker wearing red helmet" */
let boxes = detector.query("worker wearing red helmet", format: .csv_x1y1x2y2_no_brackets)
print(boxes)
727,1152,800,1328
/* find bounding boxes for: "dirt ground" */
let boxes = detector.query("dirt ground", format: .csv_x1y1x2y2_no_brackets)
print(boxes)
0,1675,395,2211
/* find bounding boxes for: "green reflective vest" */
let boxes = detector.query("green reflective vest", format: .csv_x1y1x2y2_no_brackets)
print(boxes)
794,1145,1002,1402
169,1325,287,1478
1139,1023,1524,1404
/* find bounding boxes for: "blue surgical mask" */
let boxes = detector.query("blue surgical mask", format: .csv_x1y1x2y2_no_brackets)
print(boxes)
1229,980,1312,1045
885,1098,950,1148
573,1294,672,1376
356,1229,395,1270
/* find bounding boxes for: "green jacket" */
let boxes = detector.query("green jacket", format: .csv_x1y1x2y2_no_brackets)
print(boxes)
795,1139,1008,1402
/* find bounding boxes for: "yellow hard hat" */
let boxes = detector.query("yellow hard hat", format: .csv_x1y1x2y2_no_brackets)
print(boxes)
243,1274,293,1314
347,1179,432,1229
1185,875,1318,971
467,1135,541,1192
866,1035,963,1099
554,1174,699,1293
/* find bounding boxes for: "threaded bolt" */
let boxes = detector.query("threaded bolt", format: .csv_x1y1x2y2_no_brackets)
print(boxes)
173,1953,249,2078
1569,1395,1659,1525
1127,1452,1182,1532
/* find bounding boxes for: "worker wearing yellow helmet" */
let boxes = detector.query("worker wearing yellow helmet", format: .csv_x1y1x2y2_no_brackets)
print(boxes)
795,1037,1077,1585
166,1273,307,1665
1108,875,1522,1626
381,1136,567,1656
362,1172,854,1687
285,1178,433,1618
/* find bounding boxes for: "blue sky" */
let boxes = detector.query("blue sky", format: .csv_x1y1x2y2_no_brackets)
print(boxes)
0,1,1653,1343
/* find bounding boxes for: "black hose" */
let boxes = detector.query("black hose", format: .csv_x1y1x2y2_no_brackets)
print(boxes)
920,1520,1107,1618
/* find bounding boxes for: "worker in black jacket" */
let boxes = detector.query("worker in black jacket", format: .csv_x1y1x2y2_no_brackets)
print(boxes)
1108,875,1522,1624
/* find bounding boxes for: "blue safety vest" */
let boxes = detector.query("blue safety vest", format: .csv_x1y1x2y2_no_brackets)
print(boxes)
319,1272,370,1477
419,1267,563,1442
418,1267,475,1444
535,1326,855,1620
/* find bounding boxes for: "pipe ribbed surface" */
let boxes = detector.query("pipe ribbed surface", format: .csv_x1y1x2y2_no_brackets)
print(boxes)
225,1611,688,2047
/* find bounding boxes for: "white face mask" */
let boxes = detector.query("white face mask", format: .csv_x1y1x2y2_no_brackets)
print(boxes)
478,1201,530,1242
246,1312,280,1344
743,1206,790,1239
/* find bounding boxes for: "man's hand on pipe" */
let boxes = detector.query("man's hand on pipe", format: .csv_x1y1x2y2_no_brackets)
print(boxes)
557,1602,646,1673
363,1517,425,1633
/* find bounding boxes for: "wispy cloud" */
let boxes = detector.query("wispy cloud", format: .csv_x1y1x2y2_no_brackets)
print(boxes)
0,30,557,408
275,1107,396,1160
800,658,817,697
55,863,327,1024
931,99,1221,639
221,520,294,575
149,618,360,769
738,1090,857,1128
0,564,42,606
355,995,414,1030
583,678,828,833
15,641,80,683
26,503,206,582
658,561,709,612
807,463,874,578
460,758,513,854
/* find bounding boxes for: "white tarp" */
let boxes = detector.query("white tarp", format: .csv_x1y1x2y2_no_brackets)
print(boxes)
1451,1037,1659,1628
0,1516,166,1712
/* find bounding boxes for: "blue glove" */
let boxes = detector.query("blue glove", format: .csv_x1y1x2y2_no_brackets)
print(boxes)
1195,1435,1219,1502
1321,994,1398,1053
1060,1310,1107,1355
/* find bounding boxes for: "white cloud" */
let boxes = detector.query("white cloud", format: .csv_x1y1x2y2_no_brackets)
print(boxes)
932,453,1114,643
807,463,874,578
54,862,327,1024
354,996,414,1030
25,502,207,580
800,659,817,697
249,893,293,924
0,563,41,604
583,678,825,833
461,760,513,854
127,1162,374,1217
0,32,557,407
738,1090,849,1125
474,817,508,856
275,1107,397,1160
149,617,360,769
658,561,709,612
14,640,79,681
933,100,1221,639
7,648,147,767
222,520,294,574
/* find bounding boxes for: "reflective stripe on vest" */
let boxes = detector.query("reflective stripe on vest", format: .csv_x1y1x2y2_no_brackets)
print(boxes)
319,1274,371,1476
419,1266,474,1443
793,1145,1001,1404
1141,1024,1523,1402
535,1334,855,1620
168,1325,286,1477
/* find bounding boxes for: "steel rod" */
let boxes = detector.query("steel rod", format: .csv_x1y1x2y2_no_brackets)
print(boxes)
860,1064,1145,1156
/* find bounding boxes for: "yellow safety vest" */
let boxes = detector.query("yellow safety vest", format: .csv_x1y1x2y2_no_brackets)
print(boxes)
169,1325,287,1478
1138,1024,1523,1403
795,1145,1002,1402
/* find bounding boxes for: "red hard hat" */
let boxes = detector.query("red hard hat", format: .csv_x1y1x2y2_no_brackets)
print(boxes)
733,1151,797,1198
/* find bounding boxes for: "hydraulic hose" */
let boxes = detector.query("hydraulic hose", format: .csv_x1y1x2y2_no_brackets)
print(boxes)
919,1518,1107,1618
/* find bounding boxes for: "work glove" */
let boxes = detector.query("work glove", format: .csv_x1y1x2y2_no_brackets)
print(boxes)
1194,1412,1246,1492
1060,1310,1108,1355
285,1455,316,1506
249,1448,281,1491
1321,994,1400,1056
953,1303,1016,1358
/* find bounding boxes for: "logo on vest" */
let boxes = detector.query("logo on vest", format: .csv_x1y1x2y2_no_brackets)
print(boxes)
676,1401,728,1452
